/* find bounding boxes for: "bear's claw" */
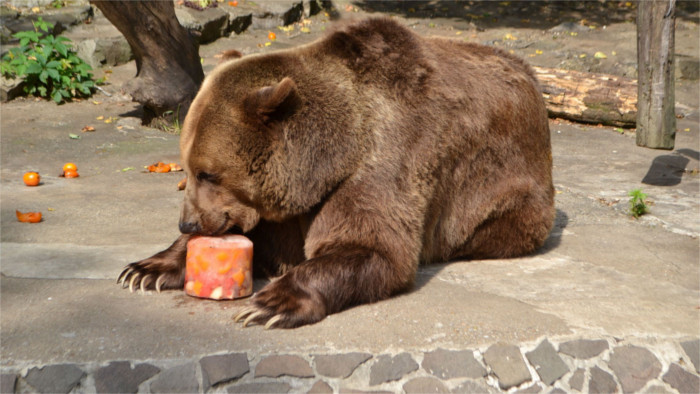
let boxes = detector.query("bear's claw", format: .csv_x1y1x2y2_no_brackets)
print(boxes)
233,306,282,330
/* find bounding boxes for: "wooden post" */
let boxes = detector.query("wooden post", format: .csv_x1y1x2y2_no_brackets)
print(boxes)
636,0,676,150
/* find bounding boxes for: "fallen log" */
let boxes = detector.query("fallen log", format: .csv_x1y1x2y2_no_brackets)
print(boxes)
533,66,637,128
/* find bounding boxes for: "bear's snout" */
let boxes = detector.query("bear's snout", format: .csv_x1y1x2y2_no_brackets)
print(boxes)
179,220,201,234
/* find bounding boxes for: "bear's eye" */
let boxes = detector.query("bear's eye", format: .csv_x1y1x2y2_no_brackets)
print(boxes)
196,171,219,184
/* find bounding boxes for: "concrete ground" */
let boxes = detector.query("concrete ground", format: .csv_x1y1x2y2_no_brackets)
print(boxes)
1,1,698,393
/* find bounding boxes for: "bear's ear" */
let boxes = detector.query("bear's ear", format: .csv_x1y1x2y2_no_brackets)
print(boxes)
244,77,301,124
217,49,243,64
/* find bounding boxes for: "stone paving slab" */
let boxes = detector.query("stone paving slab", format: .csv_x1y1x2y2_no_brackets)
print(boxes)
2,337,700,393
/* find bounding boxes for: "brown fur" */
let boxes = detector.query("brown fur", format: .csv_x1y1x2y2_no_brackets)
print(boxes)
120,18,555,328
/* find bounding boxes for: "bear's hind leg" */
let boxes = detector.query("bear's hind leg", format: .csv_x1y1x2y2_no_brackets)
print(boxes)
456,192,554,260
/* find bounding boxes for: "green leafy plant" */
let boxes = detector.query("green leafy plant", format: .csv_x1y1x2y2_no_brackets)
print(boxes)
628,188,649,218
1,17,95,104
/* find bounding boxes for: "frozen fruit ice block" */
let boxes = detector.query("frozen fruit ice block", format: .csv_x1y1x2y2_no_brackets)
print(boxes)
185,235,253,300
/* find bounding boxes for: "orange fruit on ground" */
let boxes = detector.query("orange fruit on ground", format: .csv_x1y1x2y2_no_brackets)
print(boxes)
16,210,42,223
63,163,77,172
23,172,40,186
268,31,276,40
64,170,79,178
154,163,171,173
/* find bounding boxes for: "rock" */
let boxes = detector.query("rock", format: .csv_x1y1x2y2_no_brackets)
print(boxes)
227,382,291,393
255,355,314,378
451,380,496,394
76,37,132,69
1,76,25,103
305,0,323,17
35,5,93,28
402,377,449,393
228,12,252,35
94,361,160,393
549,21,590,34
0,7,19,44
482,343,531,390
681,339,700,373
368,353,419,386
1,373,17,394
149,363,199,393
175,5,229,44
676,55,699,80
558,339,608,359
608,345,661,393
588,366,618,394
308,380,333,394
8,0,54,7
513,384,542,393
568,368,585,392
199,353,249,388
25,364,86,394
662,363,700,394
421,348,486,379
642,384,675,394
525,339,569,385
313,352,372,378
251,1,303,30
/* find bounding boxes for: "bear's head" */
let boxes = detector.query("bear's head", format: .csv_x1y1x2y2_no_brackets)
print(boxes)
178,54,365,236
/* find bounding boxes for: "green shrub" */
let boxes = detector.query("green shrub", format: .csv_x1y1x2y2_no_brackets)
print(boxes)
628,188,649,218
1,17,95,104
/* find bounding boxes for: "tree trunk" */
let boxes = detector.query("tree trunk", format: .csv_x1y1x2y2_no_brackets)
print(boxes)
636,0,676,149
90,0,204,124
533,66,637,128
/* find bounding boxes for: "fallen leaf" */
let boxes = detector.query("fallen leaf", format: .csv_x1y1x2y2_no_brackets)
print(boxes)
264,42,272,47
579,54,587,58
300,27,310,33
535,49,543,55
594,51,607,59
69,133,80,139
81,125,96,132
121,167,135,172
178,177,188,190
92,100,101,105
96,116,104,120
504,33,517,40
16,210,42,223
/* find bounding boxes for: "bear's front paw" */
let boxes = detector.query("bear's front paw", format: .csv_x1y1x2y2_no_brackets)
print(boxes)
117,257,185,294
233,274,327,329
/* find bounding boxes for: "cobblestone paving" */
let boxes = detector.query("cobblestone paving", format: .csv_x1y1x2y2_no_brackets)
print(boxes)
1,337,697,393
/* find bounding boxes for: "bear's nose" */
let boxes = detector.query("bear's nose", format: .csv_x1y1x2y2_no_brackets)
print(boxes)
179,221,201,234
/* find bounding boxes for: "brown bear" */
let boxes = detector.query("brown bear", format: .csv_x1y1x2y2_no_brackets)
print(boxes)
118,17,555,329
